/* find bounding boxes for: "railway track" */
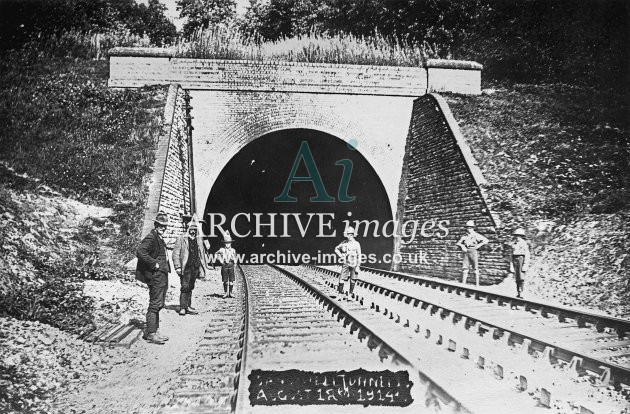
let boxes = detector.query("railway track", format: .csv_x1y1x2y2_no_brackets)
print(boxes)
348,266,630,377
159,269,247,414
159,264,629,414
305,264,630,412
233,265,425,413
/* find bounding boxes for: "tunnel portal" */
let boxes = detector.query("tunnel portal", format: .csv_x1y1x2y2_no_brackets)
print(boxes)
203,129,393,265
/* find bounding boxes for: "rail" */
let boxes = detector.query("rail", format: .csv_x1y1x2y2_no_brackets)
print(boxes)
358,265,629,338
307,264,630,388
269,264,471,413
233,264,252,413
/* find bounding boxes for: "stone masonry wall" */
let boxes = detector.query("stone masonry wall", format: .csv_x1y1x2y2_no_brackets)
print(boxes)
108,48,482,95
425,59,483,95
109,54,427,96
141,84,191,246
395,94,505,284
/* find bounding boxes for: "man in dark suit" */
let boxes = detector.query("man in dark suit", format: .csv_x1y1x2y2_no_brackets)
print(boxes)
136,212,171,345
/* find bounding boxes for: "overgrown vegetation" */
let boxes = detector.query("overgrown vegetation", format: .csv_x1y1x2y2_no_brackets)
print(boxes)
0,49,167,255
0,273,96,336
174,27,431,65
0,365,46,413
0,43,167,340
235,0,629,88
0,0,176,49
0,54,161,204
448,83,630,226
2,0,627,90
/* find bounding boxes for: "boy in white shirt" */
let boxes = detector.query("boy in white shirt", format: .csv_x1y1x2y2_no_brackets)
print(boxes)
334,226,362,298
216,233,237,298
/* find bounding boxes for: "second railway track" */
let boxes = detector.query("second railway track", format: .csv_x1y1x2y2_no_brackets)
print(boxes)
159,264,629,414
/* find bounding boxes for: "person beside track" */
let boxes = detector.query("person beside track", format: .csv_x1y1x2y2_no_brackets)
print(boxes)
135,212,170,345
508,228,531,298
456,220,489,286
334,226,362,298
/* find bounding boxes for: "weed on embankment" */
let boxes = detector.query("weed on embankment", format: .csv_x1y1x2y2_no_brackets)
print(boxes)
0,47,167,335
0,49,167,262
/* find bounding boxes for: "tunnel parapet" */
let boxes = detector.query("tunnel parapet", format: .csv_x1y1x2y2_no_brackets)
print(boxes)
108,47,481,96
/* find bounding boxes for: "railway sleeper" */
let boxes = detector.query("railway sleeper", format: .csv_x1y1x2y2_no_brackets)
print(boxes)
333,269,630,404
315,266,630,393
417,315,600,408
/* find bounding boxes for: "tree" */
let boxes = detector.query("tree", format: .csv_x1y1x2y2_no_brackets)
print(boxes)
0,0,177,50
136,0,177,45
238,0,267,37
177,0,237,38
239,0,327,40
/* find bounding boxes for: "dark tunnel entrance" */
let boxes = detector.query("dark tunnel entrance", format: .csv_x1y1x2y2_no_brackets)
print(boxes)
203,129,393,266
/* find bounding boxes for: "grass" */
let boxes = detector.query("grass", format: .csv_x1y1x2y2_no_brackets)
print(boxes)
0,47,167,263
13,27,437,67
0,41,168,352
447,82,630,228
448,83,629,316
21,29,153,60
173,27,434,66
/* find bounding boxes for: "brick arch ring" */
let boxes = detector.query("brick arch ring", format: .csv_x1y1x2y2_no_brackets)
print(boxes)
194,104,400,218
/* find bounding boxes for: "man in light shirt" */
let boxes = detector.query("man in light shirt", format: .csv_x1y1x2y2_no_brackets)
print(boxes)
335,226,362,298
508,228,531,298
172,219,208,315
456,220,489,286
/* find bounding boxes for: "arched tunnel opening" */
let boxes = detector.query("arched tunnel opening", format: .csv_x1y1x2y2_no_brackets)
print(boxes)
203,129,393,266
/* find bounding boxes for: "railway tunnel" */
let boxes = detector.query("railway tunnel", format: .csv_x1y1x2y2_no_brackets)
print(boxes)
108,50,506,283
203,128,394,264
98,50,630,414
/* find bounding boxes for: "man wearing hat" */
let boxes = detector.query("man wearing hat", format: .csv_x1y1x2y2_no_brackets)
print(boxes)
136,212,171,344
456,220,489,286
508,228,531,298
334,226,362,298
216,232,237,298
172,216,208,315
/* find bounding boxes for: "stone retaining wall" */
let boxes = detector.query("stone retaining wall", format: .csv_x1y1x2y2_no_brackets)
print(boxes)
395,94,505,284
141,84,192,246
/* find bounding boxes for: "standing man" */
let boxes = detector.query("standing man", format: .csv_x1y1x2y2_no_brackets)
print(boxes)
334,226,362,298
172,219,207,315
136,212,171,345
216,232,237,298
508,228,531,298
456,220,489,286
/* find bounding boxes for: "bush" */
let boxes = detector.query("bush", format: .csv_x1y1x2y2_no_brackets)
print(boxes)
0,365,47,413
0,273,96,336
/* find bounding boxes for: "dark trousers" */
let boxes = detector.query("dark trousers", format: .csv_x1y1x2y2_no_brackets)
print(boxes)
513,255,525,286
221,263,235,282
146,271,168,334
180,262,199,310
